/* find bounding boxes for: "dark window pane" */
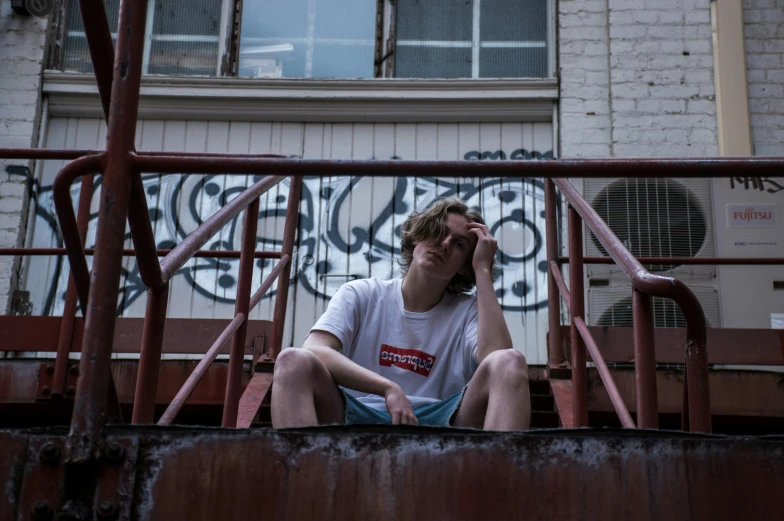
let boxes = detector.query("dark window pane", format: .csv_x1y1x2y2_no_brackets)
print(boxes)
396,47,472,79
61,0,120,73
480,0,547,41
312,44,374,78
479,47,547,78
60,0,220,76
397,0,473,41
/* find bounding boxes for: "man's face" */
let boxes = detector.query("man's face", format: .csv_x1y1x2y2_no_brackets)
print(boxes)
411,213,478,282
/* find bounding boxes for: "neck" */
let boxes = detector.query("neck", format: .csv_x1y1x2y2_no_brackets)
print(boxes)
401,267,450,312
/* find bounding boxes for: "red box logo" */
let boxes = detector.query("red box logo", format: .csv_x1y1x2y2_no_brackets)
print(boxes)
379,344,436,378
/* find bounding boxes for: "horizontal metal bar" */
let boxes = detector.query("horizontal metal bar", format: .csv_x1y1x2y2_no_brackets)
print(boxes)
248,255,291,313
134,156,784,178
160,175,285,282
549,261,571,311
558,256,784,265
0,248,283,259
0,149,290,161
574,317,636,429
157,312,246,426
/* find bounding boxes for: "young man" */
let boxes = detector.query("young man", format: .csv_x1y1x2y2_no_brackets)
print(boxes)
271,198,531,430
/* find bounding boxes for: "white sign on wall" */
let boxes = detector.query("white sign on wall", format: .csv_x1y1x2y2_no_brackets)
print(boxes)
726,203,779,228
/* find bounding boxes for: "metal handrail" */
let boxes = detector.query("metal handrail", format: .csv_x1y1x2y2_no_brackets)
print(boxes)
551,178,711,432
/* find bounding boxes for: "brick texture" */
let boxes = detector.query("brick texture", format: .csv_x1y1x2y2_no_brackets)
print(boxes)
559,0,719,158
0,4,47,314
744,0,784,156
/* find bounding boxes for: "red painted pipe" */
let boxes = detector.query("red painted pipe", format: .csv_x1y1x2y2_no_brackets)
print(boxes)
132,285,170,424
270,176,303,359
159,174,285,283
222,199,260,427
568,205,589,428
549,261,571,315
632,289,659,429
544,178,563,365
0,248,284,259
248,254,291,313
66,0,149,462
574,317,635,428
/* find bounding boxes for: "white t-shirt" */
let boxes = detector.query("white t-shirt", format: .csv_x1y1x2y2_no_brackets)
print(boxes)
311,277,479,410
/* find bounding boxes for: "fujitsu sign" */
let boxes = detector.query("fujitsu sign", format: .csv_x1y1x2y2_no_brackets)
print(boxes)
727,204,779,228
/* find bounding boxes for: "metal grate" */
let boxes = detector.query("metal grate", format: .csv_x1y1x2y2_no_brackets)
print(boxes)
395,0,549,79
585,178,715,277
588,285,721,328
59,0,222,76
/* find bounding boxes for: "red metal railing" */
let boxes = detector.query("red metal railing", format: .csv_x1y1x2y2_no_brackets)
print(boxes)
1,0,783,464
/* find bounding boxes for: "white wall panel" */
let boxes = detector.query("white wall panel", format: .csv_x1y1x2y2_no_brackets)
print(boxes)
27,118,554,364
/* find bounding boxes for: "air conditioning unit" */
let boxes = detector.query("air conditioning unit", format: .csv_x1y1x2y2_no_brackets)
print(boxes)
583,178,716,283
580,177,721,328
587,284,722,329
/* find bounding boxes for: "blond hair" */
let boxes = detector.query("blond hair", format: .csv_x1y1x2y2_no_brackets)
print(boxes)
399,198,496,294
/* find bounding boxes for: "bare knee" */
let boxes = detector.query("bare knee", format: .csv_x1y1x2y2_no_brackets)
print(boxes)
274,348,321,385
481,350,529,388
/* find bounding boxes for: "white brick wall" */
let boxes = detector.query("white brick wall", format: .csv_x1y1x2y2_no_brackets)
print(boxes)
559,0,719,158
744,0,784,156
0,4,47,314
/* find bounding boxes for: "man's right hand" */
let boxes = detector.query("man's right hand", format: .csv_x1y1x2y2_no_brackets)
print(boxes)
384,383,418,425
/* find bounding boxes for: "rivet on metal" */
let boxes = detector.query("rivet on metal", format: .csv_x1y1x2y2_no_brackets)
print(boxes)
66,386,76,396
70,365,79,375
39,442,60,464
96,500,118,520
31,500,53,521
46,364,54,374
105,442,125,463
42,386,51,396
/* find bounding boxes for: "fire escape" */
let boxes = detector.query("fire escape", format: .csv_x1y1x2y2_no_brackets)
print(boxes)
1,1,783,520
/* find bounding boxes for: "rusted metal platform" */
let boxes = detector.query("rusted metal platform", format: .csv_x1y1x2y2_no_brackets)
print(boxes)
3,426,783,521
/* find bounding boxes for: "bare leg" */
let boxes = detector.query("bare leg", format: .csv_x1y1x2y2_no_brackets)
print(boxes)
271,348,345,428
451,349,531,431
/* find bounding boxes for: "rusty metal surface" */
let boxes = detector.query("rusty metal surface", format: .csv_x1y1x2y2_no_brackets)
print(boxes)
2,427,783,521
0,317,272,355
236,372,273,429
111,427,784,520
270,176,303,358
131,154,784,177
567,206,589,428
633,289,659,429
555,178,711,433
544,179,563,366
560,326,784,365
36,363,79,401
132,287,170,424
573,319,635,428
549,379,575,428
587,368,784,418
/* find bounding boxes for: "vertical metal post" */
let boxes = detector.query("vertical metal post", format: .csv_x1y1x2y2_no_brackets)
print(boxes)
632,288,659,428
131,285,170,423
568,205,589,427
270,176,303,358
222,198,260,427
52,174,94,397
544,178,562,366
686,334,711,433
67,0,149,461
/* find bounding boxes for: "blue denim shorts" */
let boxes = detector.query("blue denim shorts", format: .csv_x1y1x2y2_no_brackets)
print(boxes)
340,387,467,427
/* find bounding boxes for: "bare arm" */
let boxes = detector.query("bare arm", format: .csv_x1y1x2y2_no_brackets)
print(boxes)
302,330,418,425
467,222,514,363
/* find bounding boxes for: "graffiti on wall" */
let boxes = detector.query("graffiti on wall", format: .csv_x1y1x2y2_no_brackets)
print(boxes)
22,149,554,316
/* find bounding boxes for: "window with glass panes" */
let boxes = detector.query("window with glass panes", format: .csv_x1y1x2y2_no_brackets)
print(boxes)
59,0,224,76
55,0,550,79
